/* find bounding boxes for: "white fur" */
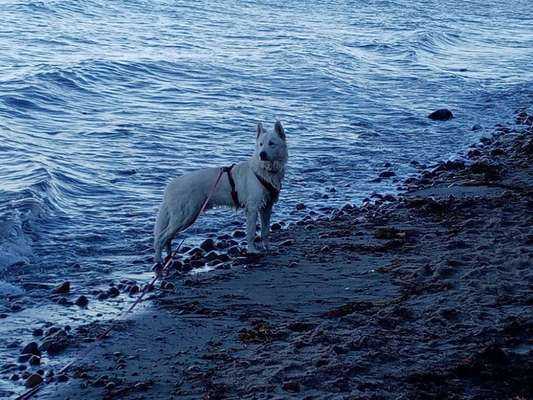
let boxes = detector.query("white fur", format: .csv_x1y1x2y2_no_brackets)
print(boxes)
154,121,288,263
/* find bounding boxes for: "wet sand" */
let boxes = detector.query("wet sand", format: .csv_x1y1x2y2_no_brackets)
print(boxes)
4,113,533,399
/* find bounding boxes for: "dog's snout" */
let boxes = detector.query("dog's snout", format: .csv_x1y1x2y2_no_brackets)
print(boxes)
259,151,268,161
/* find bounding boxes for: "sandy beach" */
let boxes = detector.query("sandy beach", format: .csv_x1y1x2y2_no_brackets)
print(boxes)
3,112,532,399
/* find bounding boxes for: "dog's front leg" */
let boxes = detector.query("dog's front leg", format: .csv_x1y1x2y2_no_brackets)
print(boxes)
246,207,259,254
259,204,272,251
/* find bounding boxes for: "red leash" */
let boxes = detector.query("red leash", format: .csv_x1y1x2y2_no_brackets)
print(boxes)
14,169,226,400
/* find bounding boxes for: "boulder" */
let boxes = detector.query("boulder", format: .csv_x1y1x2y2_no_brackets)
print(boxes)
428,109,453,121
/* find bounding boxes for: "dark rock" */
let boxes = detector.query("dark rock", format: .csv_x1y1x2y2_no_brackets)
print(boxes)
428,108,453,121
379,170,396,178
75,295,89,307
200,238,216,252
468,161,501,179
28,356,40,366
129,285,140,295
204,251,220,262
271,223,282,231
25,373,43,388
40,331,69,354
56,374,69,382
52,281,70,294
21,342,40,356
32,328,43,337
232,230,246,238
11,374,20,381
190,259,205,268
45,327,60,337
295,203,306,210
107,287,120,298
472,124,482,131
282,381,301,393
227,246,242,257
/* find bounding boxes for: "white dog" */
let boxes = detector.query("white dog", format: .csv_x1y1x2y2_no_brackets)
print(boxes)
154,121,288,264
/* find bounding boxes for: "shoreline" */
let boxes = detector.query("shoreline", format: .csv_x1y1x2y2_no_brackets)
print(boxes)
2,111,533,399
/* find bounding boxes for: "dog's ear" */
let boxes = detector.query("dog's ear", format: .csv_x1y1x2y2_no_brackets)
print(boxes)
256,122,264,139
274,121,285,140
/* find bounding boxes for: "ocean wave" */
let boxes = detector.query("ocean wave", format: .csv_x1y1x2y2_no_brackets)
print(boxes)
0,211,34,272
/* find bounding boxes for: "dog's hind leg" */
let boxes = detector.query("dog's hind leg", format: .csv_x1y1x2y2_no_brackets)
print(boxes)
246,207,259,254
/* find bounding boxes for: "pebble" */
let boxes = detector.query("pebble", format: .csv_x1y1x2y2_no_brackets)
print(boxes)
56,374,69,382
40,331,69,354
227,246,241,257
271,223,282,231
232,230,246,238
25,373,43,388
428,108,453,121
75,295,89,307
21,342,40,356
204,251,220,262
32,328,43,337
107,287,120,298
199,238,216,252
379,170,396,178
52,281,70,294
295,203,306,210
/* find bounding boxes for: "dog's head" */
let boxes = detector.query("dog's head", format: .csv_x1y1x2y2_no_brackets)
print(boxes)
255,121,288,169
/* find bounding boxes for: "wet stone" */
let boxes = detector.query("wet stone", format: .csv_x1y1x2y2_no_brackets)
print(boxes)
25,373,43,388
232,230,246,238
21,342,40,356
271,223,282,231
75,295,89,307
40,331,69,354
52,281,70,294
428,108,453,121
295,203,306,210
107,287,120,298
227,246,241,257
200,238,216,252
379,170,396,178
32,328,43,337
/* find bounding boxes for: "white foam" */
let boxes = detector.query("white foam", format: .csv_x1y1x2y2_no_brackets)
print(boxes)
0,282,24,296
0,212,33,272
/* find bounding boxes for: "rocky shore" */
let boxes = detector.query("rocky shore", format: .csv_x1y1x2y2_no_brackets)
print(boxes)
2,111,532,399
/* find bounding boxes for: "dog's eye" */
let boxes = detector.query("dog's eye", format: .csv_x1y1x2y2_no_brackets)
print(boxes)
268,141,274,146
260,142,263,146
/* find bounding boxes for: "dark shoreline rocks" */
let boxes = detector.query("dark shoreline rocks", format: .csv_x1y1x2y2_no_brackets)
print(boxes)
428,108,454,121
